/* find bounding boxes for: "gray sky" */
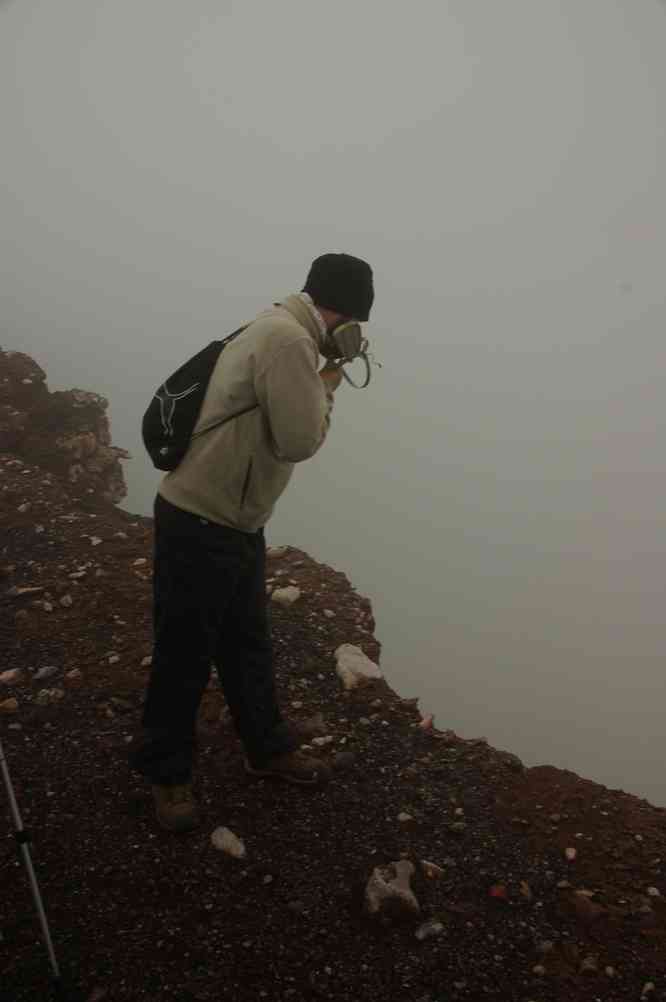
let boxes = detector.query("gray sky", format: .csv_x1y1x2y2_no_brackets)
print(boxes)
2,0,666,804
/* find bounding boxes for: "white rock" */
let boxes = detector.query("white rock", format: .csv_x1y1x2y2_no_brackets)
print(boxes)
365,860,419,918
312,736,333,746
647,887,661,897
18,503,31,513
334,644,382,691
35,688,65,706
89,537,103,546
271,586,301,606
42,602,54,612
141,656,152,667
109,655,120,665
211,826,246,858
65,669,82,681
323,609,335,618
642,983,655,996
0,669,23,685
415,919,444,941
132,558,147,567
60,595,73,608
564,847,577,861
266,546,288,559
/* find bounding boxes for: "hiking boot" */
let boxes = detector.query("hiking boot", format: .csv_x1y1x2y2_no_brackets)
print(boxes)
151,783,201,833
245,749,332,786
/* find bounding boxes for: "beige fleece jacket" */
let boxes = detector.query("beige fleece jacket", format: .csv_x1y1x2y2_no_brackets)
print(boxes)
157,294,334,532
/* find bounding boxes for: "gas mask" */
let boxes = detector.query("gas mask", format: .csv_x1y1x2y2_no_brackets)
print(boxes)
322,321,382,389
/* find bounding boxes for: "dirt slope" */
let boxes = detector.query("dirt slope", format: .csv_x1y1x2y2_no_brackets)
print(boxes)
1,356,665,1002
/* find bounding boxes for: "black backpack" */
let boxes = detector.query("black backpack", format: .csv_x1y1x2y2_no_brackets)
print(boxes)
141,326,258,471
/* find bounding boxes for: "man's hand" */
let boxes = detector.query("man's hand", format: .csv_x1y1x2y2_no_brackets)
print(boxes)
319,361,343,392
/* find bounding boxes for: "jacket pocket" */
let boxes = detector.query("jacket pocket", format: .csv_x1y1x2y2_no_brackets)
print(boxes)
240,458,253,509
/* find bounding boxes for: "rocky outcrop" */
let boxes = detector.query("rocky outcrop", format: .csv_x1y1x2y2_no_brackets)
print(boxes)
0,348,129,503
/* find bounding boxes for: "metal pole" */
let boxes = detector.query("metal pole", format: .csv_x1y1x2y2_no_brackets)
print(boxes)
0,736,63,993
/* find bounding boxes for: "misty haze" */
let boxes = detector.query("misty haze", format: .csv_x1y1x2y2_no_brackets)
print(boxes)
2,0,665,807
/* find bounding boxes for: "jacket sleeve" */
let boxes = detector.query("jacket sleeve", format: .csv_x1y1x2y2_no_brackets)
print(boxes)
254,336,334,463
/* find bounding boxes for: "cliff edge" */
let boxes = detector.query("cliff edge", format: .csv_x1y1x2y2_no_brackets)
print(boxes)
1,353,665,1002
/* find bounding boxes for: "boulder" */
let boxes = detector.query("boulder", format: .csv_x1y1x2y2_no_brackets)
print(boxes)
335,644,382,690
365,860,420,920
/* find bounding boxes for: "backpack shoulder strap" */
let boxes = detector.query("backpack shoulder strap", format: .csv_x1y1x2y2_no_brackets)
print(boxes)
191,323,259,439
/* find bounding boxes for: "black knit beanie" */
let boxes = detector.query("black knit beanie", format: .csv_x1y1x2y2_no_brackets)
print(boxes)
303,253,374,322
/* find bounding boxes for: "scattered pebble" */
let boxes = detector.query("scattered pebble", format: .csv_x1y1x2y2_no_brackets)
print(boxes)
420,860,445,880
0,669,23,685
35,666,58,681
211,827,246,859
271,586,301,606
35,688,65,706
415,919,444,941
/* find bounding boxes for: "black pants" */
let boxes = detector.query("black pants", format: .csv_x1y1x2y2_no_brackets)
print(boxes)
129,494,295,784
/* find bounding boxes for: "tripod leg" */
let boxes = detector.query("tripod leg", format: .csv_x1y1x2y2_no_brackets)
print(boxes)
0,738,62,987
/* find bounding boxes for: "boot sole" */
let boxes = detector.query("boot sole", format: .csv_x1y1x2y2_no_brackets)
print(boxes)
244,762,323,786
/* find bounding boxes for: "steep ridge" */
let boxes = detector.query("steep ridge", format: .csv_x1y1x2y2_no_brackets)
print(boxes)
1,354,665,1002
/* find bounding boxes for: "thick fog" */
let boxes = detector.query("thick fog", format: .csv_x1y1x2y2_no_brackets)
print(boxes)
2,0,665,805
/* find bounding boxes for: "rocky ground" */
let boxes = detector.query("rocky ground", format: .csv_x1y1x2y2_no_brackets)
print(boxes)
1,356,666,1002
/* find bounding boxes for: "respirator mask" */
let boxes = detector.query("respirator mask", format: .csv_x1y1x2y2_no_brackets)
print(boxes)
323,320,382,389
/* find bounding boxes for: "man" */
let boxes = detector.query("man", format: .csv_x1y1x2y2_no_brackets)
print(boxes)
130,253,375,833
